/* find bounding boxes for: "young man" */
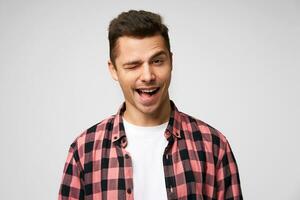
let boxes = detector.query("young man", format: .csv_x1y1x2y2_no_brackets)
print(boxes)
59,10,243,200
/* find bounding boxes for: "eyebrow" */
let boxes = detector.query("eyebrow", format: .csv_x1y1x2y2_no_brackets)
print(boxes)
149,50,167,61
122,50,168,67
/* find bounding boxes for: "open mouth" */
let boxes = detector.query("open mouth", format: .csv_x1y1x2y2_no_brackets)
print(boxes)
136,87,160,96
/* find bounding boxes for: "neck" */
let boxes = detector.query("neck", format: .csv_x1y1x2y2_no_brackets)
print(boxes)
123,100,171,127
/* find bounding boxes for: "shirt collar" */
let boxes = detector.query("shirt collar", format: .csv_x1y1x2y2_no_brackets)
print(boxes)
111,100,182,143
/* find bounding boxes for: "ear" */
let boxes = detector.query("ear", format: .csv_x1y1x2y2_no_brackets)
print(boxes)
108,60,119,81
170,52,173,71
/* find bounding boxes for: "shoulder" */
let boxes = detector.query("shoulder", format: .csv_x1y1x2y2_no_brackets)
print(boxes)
178,111,229,152
69,115,116,154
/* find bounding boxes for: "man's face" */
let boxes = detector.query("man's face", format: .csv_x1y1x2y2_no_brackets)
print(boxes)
108,34,172,118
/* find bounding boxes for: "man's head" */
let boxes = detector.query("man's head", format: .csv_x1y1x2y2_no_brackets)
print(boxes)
107,10,173,125
108,10,171,67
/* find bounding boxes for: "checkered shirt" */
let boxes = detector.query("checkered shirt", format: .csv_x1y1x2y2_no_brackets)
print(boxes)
59,101,243,199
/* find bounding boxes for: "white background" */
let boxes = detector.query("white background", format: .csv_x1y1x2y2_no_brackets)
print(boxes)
0,0,299,199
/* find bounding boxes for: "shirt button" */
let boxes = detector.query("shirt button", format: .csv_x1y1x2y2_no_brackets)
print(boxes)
125,154,130,159
127,188,132,194
113,136,118,140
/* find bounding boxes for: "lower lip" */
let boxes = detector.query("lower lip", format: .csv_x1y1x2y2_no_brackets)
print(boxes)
136,89,160,106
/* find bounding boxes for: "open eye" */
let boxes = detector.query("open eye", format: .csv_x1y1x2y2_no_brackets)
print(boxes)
152,58,164,65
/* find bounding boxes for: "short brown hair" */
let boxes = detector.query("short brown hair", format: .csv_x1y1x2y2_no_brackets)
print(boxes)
108,10,171,66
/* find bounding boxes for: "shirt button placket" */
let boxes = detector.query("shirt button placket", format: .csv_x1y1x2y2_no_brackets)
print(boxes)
164,153,176,199
127,188,132,194
124,153,133,200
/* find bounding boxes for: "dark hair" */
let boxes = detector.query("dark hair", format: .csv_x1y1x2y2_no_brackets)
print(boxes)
108,10,171,66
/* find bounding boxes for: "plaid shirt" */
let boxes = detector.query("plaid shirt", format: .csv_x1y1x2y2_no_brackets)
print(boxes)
59,101,243,200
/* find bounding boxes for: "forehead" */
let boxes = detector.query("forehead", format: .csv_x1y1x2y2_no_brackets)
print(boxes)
115,35,168,64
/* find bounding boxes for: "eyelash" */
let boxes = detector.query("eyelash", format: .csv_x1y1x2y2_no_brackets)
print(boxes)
152,59,164,65
124,58,165,70
125,65,138,70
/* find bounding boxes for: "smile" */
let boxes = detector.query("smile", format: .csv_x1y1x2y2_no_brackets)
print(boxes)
136,87,160,96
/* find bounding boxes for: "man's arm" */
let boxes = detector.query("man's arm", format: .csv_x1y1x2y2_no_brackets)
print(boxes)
58,144,84,200
216,141,243,200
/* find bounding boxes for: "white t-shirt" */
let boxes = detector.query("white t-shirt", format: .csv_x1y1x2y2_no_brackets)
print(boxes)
123,118,169,200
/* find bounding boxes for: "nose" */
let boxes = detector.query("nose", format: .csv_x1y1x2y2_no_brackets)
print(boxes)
141,64,155,83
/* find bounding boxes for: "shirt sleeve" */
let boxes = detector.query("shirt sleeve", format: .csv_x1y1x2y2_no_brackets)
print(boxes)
216,141,243,200
58,144,85,200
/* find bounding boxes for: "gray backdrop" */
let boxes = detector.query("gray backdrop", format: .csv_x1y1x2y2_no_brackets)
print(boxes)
0,0,299,199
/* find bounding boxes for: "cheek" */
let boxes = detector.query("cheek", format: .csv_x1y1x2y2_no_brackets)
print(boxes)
118,75,135,90
159,69,172,83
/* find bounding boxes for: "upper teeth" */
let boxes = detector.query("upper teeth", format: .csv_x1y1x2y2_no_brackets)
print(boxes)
140,89,156,93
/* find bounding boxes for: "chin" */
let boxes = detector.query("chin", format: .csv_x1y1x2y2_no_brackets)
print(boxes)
137,103,160,115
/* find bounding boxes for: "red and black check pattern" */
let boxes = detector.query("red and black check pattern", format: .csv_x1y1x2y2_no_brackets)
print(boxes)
59,101,243,199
